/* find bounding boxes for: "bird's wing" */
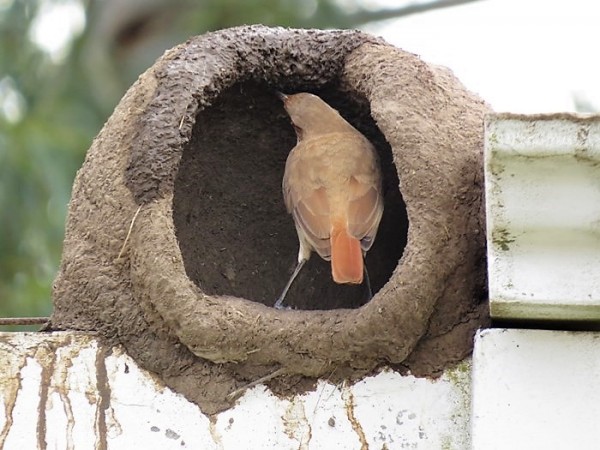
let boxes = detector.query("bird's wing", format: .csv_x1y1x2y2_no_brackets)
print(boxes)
283,147,332,259
291,187,332,259
347,174,384,253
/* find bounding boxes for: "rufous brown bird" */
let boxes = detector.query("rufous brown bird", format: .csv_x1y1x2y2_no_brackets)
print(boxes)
274,92,384,309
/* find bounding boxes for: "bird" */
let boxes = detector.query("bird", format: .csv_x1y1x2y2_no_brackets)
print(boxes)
274,92,384,309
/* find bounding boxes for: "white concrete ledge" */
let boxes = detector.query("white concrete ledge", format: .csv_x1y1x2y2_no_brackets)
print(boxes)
472,328,600,450
485,113,600,321
0,332,471,449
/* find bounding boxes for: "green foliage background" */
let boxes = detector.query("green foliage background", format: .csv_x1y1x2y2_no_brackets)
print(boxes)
0,0,469,323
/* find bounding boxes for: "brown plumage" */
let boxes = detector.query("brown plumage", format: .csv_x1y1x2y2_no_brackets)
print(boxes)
274,92,383,309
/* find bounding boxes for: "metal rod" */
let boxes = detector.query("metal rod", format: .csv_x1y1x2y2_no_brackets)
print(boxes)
0,317,49,326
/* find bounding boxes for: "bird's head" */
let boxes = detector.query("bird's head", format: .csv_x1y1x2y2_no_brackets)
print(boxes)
276,92,354,141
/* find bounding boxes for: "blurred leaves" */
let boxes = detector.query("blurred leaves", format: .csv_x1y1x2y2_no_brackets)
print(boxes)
1,0,97,320
0,0,479,322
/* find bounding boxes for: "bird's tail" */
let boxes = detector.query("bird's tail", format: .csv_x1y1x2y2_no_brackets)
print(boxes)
331,221,363,284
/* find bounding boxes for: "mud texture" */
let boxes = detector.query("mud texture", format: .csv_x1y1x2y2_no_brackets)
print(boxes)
51,25,490,414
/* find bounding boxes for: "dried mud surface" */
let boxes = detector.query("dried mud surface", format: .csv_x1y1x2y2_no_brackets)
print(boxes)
51,26,490,414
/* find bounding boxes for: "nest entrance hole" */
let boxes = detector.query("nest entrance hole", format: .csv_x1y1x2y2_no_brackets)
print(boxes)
173,82,408,310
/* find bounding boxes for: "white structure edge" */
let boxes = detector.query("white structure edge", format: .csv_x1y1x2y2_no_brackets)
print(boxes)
485,113,600,321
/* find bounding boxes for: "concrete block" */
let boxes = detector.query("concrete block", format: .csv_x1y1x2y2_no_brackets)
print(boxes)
485,113,600,321
472,328,600,449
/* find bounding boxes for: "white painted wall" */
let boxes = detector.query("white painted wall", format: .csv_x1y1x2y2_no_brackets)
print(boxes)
472,328,600,450
0,332,471,449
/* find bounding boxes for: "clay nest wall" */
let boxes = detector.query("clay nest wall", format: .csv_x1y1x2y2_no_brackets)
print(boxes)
50,25,490,414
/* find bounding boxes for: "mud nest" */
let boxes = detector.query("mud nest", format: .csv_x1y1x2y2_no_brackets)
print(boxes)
51,25,490,414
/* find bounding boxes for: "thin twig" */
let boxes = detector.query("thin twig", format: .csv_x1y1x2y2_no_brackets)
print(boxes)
313,366,339,415
227,367,287,401
0,317,49,326
116,204,143,261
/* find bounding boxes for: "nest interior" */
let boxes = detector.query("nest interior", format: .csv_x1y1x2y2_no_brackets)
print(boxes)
173,81,407,310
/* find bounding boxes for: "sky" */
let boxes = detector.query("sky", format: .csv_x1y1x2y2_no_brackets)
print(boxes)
370,0,600,113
